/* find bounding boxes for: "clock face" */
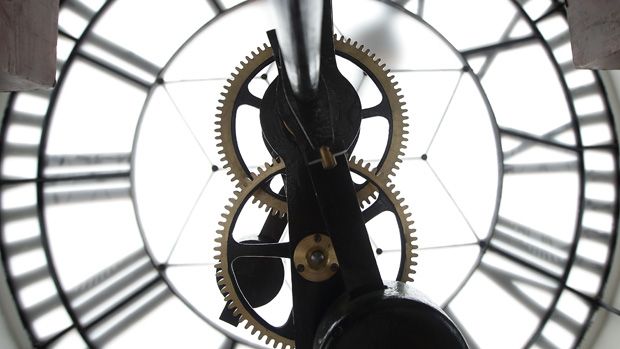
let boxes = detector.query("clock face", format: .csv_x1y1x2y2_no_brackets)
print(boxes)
0,0,618,348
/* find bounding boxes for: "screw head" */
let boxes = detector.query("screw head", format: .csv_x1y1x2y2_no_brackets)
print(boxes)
308,250,326,269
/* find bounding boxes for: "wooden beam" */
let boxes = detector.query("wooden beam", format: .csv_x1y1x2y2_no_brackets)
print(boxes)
567,0,620,69
0,0,59,91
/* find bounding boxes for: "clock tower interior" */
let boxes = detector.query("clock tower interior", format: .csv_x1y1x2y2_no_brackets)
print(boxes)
1,0,620,348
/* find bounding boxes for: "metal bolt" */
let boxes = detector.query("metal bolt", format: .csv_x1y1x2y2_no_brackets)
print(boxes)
308,250,326,269
320,146,337,169
330,263,339,272
296,264,305,273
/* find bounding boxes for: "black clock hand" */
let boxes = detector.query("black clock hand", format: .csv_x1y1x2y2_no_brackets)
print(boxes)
279,150,345,349
260,2,385,347
261,74,345,349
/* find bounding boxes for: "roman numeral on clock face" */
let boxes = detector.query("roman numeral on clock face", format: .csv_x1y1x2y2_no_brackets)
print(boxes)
43,153,131,205
67,249,169,347
59,0,161,90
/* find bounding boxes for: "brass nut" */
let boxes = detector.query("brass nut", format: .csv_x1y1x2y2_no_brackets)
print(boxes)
293,233,339,282
319,146,337,169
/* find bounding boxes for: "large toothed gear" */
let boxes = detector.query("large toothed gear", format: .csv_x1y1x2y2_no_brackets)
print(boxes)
214,158,417,348
214,35,409,215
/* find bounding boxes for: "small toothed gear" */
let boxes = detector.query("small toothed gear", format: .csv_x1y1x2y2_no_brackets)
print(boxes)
214,158,417,348
214,35,409,215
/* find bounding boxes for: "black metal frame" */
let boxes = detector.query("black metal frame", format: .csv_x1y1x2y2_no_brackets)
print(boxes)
376,0,504,309
372,1,620,348
0,0,254,348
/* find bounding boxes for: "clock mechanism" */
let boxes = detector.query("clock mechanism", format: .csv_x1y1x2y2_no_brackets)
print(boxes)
1,1,619,349
210,1,466,347
213,156,417,347
213,36,409,206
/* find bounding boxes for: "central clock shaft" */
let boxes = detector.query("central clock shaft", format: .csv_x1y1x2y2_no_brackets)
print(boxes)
270,0,323,101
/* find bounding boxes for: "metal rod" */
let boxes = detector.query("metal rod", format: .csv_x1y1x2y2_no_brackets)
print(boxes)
270,0,323,101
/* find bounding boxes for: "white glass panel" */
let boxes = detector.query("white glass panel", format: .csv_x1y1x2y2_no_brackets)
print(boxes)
450,251,559,349
92,0,214,68
47,60,146,155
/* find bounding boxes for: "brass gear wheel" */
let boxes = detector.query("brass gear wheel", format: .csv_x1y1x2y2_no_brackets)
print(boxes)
215,35,409,216
214,158,417,348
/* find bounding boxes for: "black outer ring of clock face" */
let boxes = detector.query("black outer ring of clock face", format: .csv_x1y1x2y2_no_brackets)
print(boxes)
0,0,618,348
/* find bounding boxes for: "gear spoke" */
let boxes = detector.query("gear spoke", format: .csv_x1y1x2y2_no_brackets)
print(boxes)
361,98,391,119
214,158,416,347
229,240,291,259
215,37,409,213
214,35,414,348
258,210,288,243
237,86,262,109
361,193,392,223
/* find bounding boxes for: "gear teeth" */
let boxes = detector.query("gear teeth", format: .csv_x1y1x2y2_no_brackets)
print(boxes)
333,35,410,180
269,208,284,218
214,36,414,347
350,160,417,284
214,156,416,348
216,35,409,214
212,158,295,348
